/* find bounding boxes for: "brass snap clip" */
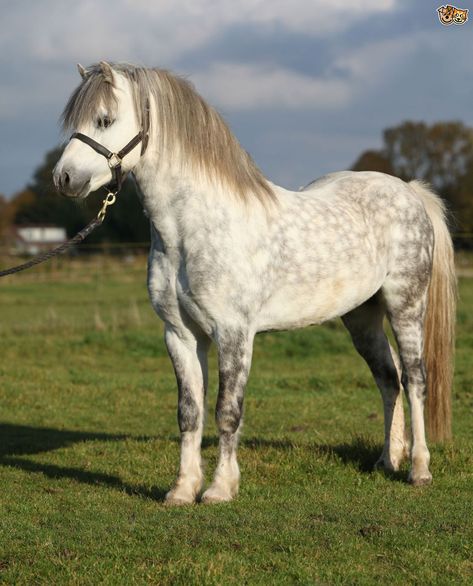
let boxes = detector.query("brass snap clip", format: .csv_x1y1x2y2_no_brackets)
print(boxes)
97,191,117,222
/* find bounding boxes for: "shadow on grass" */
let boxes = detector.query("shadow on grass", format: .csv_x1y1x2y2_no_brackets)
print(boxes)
317,438,382,473
316,440,409,483
2,457,168,501
0,423,167,501
207,436,408,483
239,435,409,483
0,424,408,495
0,423,134,457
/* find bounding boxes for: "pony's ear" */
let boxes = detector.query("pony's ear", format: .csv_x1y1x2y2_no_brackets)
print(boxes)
99,61,114,83
77,63,88,79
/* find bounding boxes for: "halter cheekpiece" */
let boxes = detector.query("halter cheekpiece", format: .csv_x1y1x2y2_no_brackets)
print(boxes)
70,129,147,192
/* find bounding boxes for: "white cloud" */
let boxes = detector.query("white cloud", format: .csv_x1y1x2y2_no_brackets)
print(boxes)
127,0,397,43
0,0,398,66
0,0,403,116
8,0,466,198
0,0,402,119
193,63,351,110
0,20,427,121
190,34,425,111
333,35,422,85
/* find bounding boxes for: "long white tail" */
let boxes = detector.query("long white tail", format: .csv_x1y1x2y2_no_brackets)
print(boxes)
409,180,457,441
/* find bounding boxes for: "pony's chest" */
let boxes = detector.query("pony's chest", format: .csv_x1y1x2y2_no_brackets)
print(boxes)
147,248,219,333
147,250,178,318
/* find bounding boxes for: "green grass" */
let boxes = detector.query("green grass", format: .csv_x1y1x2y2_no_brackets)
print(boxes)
0,261,472,584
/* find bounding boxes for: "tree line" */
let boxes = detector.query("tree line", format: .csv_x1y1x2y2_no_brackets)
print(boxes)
1,120,472,245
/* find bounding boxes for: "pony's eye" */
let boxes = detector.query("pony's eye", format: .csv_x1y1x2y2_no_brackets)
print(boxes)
97,115,113,129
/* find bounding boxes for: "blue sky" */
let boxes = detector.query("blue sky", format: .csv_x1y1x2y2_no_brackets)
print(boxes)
0,0,472,197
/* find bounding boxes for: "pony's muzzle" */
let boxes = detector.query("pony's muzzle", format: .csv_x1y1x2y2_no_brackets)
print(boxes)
53,165,90,198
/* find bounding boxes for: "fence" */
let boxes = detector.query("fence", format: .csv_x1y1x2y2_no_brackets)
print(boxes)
0,242,151,283
2,236,473,283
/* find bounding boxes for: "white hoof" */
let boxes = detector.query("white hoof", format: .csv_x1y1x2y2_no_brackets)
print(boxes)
164,483,200,506
201,484,236,504
408,471,433,486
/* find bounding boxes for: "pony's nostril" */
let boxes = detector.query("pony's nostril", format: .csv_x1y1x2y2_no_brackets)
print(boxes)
64,172,70,186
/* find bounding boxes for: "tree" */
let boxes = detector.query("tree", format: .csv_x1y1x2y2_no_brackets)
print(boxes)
383,121,473,192
5,189,36,223
0,194,7,242
351,150,394,176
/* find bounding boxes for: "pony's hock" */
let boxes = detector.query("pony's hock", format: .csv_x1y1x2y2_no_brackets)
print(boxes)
52,61,455,504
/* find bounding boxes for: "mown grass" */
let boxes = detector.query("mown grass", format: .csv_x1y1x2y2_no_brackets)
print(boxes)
0,259,472,585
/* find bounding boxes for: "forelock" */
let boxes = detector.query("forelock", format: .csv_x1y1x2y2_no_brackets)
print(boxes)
61,65,117,131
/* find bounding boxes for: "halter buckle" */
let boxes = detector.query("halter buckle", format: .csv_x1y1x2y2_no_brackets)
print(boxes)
108,153,122,169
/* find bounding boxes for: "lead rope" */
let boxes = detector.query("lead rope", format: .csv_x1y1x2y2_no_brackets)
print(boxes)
0,190,117,278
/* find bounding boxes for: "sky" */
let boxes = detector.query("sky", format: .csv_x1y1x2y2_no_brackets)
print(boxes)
0,0,472,197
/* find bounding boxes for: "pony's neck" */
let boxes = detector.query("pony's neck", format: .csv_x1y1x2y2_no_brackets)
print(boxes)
132,150,234,250
134,147,211,207
133,147,273,254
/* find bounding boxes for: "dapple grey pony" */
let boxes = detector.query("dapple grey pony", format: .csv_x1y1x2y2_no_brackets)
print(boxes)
54,62,456,504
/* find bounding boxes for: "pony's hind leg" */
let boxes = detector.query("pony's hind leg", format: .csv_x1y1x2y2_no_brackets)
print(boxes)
164,324,210,505
383,281,432,486
201,330,254,504
342,294,409,472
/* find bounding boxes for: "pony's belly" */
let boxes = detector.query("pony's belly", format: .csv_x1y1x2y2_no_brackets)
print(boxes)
256,273,383,332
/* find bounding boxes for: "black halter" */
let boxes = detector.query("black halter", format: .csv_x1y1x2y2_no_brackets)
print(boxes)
70,130,147,192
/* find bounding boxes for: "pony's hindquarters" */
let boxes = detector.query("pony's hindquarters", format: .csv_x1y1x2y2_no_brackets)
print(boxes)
409,181,457,442
378,178,455,484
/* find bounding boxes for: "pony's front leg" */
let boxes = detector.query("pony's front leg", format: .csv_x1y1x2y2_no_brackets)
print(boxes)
202,331,254,504
164,325,210,505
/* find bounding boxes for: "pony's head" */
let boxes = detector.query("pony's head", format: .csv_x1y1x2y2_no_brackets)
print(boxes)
54,61,274,204
54,62,148,198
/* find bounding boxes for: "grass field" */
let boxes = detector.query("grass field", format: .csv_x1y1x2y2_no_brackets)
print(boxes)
0,257,472,585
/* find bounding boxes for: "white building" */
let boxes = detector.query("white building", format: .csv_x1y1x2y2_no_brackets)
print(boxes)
11,225,67,255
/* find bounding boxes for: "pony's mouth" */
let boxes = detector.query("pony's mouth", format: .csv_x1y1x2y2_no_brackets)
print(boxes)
58,179,90,200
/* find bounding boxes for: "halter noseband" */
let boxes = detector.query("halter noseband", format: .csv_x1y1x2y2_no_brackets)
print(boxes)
70,130,147,192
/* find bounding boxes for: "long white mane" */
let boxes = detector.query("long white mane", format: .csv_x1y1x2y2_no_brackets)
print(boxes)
62,63,274,202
